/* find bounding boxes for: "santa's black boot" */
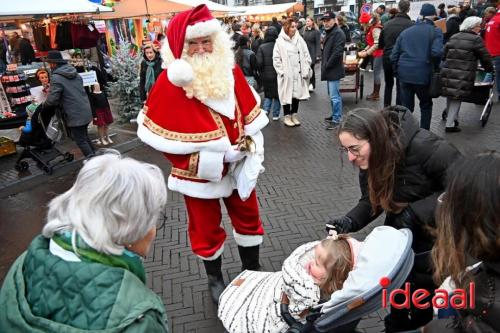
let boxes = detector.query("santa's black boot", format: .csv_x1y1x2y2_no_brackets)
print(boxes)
202,257,226,305
238,245,261,271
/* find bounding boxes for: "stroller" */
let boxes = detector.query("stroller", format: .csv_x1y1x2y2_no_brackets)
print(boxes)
15,104,74,175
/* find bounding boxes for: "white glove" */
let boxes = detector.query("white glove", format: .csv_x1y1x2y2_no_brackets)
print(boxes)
224,145,245,163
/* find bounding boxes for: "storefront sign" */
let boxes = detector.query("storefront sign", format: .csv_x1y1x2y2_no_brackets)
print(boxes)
79,71,98,87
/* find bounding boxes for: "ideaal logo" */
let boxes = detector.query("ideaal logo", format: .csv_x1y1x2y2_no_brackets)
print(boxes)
380,277,475,310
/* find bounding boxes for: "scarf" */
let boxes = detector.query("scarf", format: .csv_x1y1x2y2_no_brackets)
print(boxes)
144,60,156,94
52,231,146,283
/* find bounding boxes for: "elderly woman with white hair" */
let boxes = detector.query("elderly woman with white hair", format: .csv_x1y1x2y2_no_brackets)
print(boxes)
440,16,494,133
0,152,170,332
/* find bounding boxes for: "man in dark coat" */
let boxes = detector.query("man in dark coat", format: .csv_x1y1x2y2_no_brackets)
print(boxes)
444,5,462,43
42,50,95,157
379,0,413,107
391,4,443,130
321,11,346,130
256,27,280,120
270,17,282,33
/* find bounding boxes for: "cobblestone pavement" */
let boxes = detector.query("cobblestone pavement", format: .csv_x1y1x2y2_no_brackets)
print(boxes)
0,72,498,332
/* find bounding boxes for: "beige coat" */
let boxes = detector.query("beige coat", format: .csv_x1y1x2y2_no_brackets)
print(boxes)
273,29,312,105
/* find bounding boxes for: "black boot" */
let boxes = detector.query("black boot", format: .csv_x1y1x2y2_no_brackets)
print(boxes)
238,245,261,271
202,257,225,305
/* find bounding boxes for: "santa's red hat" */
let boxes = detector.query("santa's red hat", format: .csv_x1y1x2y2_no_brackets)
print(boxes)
166,4,222,87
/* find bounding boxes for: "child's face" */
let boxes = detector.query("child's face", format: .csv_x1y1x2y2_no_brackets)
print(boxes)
306,244,328,284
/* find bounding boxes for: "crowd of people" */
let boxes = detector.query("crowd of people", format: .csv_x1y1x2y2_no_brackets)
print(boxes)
0,1,499,333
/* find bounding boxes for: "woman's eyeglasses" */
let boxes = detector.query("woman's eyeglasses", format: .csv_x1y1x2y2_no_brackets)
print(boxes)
338,141,368,157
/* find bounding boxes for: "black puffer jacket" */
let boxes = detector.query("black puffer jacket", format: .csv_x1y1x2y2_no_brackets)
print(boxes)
256,28,279,99
425,261,500,333
441,31,493,99
139,53,163,102
346,110,461,252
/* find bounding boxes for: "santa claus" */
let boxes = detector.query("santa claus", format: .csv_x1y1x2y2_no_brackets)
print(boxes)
136,4,268,304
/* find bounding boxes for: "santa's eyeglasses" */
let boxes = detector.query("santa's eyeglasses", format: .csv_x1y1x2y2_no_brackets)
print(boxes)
187,38,213,48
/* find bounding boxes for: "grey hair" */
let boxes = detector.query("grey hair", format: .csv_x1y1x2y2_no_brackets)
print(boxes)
398,0,411,14
460,16,482,31
42,151,167,256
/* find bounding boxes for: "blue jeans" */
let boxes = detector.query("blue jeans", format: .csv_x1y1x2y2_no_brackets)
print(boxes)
262,97,281,117
400,82,433,130
493,56,500,97
327,80,343,123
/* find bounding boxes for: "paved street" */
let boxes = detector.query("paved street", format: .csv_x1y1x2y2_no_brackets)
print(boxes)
0,72,499,332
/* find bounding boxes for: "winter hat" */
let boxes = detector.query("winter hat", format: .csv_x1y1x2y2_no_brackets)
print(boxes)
359,12,371,24
420,3,437,17
166,4,222,87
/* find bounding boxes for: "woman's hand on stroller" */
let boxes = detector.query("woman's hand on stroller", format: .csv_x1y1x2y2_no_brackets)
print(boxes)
326,216,353,235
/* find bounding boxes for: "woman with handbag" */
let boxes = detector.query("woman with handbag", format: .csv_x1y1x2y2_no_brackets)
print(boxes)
273,18,312,127
440,16,494,132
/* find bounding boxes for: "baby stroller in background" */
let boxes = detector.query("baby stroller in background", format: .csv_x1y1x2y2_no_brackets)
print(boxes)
15,104,74,174
281,227,415,333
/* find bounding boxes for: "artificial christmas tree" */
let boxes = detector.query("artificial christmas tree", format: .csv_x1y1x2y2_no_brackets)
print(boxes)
107,40,142,122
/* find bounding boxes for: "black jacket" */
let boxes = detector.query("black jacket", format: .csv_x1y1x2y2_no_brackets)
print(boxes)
444,15,461,43
441,31,493,99
139,54,163,102
321,25,346,81
339,25,351,43
19,38,35,65
345,110,461,252
302,27,321,62
425,261,500,333
256,31,279,99
379,13,414,61
250,35,263,55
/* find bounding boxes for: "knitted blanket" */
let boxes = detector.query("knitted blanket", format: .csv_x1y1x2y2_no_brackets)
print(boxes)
218,241,320,333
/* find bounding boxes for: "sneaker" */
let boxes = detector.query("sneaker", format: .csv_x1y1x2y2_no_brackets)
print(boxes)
283,115,295,127
324,116,333,123
368,68,373,72
291,114,301,126
326,121,339,130
272,116,280,121
101,138,109,145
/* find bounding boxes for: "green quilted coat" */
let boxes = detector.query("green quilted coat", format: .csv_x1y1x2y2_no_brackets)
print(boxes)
0,235,169,333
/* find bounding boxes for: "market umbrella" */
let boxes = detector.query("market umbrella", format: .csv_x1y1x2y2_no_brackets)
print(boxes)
0,0,112,16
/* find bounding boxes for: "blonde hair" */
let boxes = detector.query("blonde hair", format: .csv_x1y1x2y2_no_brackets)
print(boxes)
161,31,235,101
317,236,353,294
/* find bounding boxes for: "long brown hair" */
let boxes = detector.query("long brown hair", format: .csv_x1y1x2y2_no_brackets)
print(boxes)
317,235,353,294
432,151,500,288
338,108,405,214
282,18,296,36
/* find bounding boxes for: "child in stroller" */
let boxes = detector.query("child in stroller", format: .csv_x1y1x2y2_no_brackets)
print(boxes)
15,103,73,174
218,226,413,333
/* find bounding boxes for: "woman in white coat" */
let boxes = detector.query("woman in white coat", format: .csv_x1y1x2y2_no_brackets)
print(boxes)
273,18,312,127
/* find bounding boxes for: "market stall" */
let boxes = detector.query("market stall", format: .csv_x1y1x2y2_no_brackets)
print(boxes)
231,2,304,21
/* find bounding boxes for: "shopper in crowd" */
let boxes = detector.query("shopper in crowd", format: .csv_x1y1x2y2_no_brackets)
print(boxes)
273,18,312,127
297,17,306,35
90,83,114,145
336,15,352,43
42,50,95,157
424,151,500,333
481,7,497,37
0,152,170,332
328,106,461,332
302,16,321,91
445,5,462,43
484,6,500,101
391,3,443,130
250,24,264,54
235,36,259,90
271,17,282,33
321,11,346,130
441,16,493,133
9,32,35,65
231,23,243,51
375,4,389,24
256,27,281,120
379,0,413,107
460,0,478,20
387,8,399,21
139,44,163,103
358,13,384,102
438,3,447,18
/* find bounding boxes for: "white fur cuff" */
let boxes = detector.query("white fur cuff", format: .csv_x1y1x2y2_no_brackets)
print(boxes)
186,19,222,40
233,230,263,247
197,150,225,182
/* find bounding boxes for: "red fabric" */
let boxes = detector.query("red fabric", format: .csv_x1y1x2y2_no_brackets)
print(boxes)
184,190,263,258
93,107,113,126
70,23,100,49
367,25,383,58
359,13,371,24
167,4,215,59
485,12,500,57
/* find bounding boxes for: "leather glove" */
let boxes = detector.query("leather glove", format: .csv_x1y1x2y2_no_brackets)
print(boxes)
390,206,417,231
223,145,245,163
325,216,353,235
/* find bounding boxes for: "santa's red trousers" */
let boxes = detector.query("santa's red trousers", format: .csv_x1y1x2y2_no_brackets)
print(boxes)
184,189,264,259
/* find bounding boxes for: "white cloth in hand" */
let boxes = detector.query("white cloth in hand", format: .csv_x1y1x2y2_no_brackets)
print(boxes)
224,145,245,163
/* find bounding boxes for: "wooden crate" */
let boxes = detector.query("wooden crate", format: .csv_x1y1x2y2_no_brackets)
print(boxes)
0,136,16,157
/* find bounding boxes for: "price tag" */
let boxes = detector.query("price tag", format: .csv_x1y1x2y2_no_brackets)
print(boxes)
79,71,98,87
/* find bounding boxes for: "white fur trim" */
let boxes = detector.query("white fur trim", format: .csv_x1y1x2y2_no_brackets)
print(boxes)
168,174,234,199
244,110,269,136
186,19,222,40
167,59,193,87
197,244,224,261
203,91,236,120
137,110,231,154
197,150,225,182
233,230,263,247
